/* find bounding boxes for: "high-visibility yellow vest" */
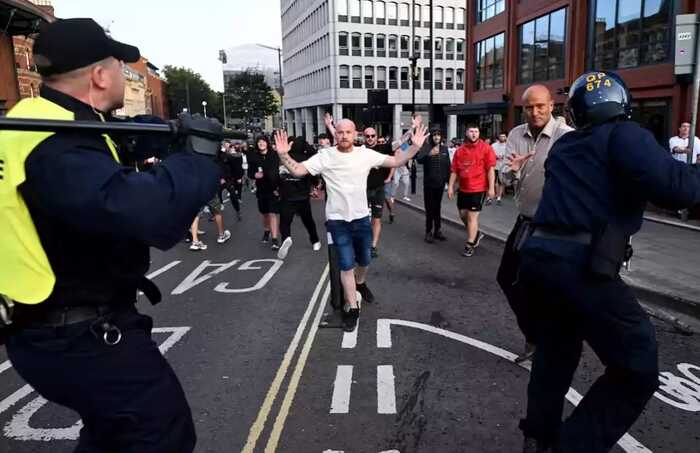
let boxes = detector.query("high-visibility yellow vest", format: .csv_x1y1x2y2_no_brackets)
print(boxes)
0,97,120,304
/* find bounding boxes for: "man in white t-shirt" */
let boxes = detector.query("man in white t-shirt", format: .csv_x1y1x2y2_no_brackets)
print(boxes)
669,122,700,164
491,132,508,205
274,119,429,331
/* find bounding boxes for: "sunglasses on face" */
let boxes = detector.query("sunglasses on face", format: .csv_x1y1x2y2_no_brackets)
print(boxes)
366,134,376,138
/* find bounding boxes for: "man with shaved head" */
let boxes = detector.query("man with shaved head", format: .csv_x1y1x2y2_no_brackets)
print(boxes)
497,84,573,363
274,117,429,332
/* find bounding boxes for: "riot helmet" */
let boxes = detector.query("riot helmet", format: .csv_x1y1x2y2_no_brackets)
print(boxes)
566,71,632,129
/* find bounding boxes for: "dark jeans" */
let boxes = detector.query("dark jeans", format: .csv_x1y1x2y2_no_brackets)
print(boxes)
6,309,196,453
219,181,242,213
279,199,320,244
496,216,536,344
518,238,659,452
423,186,444,234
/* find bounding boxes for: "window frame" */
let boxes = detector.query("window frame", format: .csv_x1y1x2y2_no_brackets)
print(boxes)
476,0,505,24
518,7,567,84
474,32,505,91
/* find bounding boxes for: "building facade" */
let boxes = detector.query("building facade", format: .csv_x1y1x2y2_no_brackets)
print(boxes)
281,0,468,142
453,0,684,144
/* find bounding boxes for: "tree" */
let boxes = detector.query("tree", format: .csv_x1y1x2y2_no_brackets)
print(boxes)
163,66,223,121
225,71,279,129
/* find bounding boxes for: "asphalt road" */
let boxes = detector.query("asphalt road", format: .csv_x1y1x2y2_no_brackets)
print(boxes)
0,191,699,453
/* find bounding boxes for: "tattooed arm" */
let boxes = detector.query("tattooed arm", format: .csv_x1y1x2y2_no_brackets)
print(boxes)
274,130,310,177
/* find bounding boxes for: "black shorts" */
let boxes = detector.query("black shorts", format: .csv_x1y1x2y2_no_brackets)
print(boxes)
457,192,486,212
257,194,280,214
367,186,385,219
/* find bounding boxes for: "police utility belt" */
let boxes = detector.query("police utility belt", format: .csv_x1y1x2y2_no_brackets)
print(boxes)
514,219,633,280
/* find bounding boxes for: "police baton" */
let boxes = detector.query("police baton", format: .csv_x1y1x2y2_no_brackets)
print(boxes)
0,114,247,156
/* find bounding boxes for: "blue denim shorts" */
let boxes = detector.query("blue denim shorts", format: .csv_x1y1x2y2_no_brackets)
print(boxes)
326,217,373,271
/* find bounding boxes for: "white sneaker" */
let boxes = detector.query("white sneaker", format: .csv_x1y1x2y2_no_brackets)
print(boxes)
277,237,293,259
189,240,207,251
217,230,231,244
402,196,411,202
312,242,322,251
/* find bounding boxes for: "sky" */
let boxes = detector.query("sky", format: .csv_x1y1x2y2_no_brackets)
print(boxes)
50,0,283,91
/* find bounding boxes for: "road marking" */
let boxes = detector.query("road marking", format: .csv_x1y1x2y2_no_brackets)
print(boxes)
171,259,240,294
341,318,358,349
242,265,329,453
1,327,191,442
0,360,11,376
214,259,283,293
330,365,354,414
376,319,652,453
146,260,181,279
377,365,397,414
264,282,331,452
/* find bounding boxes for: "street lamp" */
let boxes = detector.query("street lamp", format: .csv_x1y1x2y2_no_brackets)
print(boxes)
256,43,284,128
218,49,228,128
202,100,207,118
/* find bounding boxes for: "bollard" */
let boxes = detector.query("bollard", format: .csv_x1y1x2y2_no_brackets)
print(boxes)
327,231,344,310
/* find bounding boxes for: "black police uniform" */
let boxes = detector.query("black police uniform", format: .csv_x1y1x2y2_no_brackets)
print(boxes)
5,19,220,453
518,73,700,452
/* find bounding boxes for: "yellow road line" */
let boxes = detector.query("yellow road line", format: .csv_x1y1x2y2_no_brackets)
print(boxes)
241,265,329,453
264,282,331,452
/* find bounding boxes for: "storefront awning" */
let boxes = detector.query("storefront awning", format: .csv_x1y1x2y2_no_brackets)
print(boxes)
0,0,54,36
443,102,508,116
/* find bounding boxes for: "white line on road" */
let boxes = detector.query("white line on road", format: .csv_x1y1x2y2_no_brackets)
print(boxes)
0,385,33,416
0,360,11,376
242,265,329,453
341,318,358,349
377,365,397,414
146,260,181,280
264,282,331,452
376,319,652,453
330,366,354,414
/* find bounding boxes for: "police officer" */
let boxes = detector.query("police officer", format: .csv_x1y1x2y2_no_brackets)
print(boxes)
517,71,700,453
0,19,219,452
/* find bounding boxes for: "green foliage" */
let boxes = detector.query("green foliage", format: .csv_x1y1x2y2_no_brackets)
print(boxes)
225,71,279,123
163,66,223,120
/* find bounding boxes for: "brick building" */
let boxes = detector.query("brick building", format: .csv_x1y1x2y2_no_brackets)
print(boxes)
446,0,688,145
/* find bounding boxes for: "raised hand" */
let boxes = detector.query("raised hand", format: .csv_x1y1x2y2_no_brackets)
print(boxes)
274,130,291,155
410,123,430,148
412,114,423,129
506,151,535,172
324,112,334,127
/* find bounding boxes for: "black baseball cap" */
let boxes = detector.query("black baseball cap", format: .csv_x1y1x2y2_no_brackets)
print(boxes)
33,18,140,77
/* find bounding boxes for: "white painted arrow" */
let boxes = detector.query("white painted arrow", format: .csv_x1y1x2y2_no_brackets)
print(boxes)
376,319,652,453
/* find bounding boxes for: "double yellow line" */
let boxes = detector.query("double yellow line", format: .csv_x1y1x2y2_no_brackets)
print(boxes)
242,264,331,453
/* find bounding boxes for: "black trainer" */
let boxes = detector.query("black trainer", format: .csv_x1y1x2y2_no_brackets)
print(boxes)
342,307,360,332
370,247,378,258
261,230,271,243
271,238,280,250
356,282,375,304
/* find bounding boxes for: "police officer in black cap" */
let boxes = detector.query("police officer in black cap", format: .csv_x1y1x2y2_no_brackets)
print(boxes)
1,18,219,452
517,71,700,453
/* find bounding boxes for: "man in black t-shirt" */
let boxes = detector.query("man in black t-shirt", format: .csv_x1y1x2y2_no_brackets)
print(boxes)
363,127,394,258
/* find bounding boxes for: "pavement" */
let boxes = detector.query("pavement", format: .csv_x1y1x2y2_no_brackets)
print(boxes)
0,189,699,453
394,174,700,318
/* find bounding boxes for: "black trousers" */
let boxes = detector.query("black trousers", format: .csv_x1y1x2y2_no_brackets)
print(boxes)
518,238,658,452
6,309,196,453
423,186,444,234
497,216,536,344
279,199,320,244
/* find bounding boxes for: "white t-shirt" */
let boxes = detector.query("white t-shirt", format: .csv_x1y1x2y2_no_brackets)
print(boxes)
668,135,700,163
303,146,388,221
491,142,507,171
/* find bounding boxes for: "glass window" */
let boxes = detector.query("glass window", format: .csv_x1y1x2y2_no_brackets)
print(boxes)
349,0,361,21
414,36,421,57
435,68,443,89
387,2,398,25
364,33,374,56
339,65,350,88
362,0,373,23
377,33,386,57
446,68,455,89
423,37,432,58
518,8,566,83
435,6,444,28
377,66,387,88
456,69,464,89
352,33,362,56
400,35,410,58
475,33,505,90
456,39,465,60
339,32,349,56
435,37,444,59
399,3,409,26
446,38,455,60
422,4,430,27
338,0,348,20
352,65,362,88
592,0,670,70
389,66,398,88
365,65,375,88
457,8,465,30
414,3,420,26
375,1,386,24
477,0,505,23
423,67,432,89
401,67,409,88
446,7,455,29
389,35,398,57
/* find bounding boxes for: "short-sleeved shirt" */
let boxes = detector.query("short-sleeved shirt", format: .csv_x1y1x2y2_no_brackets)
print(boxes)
303,146,388,221
366,143,394,189
491,142,507,171
450,140,497,193
668,135,700,163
